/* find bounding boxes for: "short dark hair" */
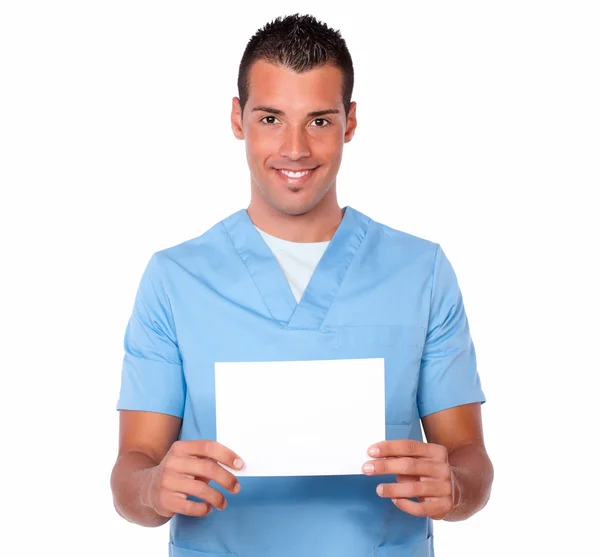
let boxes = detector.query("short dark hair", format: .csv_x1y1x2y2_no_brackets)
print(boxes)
237,14,354,119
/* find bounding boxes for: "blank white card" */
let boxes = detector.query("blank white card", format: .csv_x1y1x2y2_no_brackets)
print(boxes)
214,358,385,477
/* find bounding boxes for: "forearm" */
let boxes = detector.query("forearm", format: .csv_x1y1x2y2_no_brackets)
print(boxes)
444,443,494,522
110,450,169,527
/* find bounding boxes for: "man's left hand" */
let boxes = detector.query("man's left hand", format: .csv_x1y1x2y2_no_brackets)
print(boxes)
362,440,457,520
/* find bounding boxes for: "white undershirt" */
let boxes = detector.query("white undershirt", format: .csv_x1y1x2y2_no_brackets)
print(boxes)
255,227,330,303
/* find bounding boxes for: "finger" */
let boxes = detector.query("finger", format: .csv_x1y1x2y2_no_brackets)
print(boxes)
392,497,451,520
368,440,447,461
363,457,450,479
163,491,213,517
167,456,241,494
376,480,451,500
172,440,244,471
164,475,228,510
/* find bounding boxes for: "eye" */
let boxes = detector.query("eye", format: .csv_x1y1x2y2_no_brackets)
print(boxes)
311,118,330,128
260,116,280,125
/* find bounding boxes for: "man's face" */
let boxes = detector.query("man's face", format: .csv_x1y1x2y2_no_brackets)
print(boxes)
231,60,357,216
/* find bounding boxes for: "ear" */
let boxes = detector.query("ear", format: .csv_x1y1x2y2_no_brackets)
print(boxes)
344,101,357,143
231,97,245,140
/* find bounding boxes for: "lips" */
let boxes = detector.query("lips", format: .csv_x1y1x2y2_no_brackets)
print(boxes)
273,166,319,185
278,169,313,177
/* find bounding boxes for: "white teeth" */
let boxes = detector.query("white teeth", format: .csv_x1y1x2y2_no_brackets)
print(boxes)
278,169,312,178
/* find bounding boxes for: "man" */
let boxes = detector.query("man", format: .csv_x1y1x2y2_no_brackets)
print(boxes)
111,13,493,557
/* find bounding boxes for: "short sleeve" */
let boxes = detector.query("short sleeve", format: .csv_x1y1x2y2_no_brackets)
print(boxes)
417,244,486,418
116,253,186,417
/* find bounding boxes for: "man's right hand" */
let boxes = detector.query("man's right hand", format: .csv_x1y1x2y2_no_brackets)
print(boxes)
141,440,244,518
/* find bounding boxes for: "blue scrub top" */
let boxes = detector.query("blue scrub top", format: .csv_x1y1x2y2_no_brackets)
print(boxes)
117,206,485,557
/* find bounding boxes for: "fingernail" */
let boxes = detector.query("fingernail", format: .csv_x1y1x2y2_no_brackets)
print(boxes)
368,447,380,457
362,463,374,474
233,482,241,494
376,484,384,496
233,458,244,470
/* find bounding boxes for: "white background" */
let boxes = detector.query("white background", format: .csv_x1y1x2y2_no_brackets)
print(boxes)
1,1,598,555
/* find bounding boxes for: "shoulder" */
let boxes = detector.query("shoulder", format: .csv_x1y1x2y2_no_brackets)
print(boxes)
149,210,243,267
360,208,440,263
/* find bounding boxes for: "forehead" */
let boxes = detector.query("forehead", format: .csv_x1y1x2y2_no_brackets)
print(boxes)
246,59,344,111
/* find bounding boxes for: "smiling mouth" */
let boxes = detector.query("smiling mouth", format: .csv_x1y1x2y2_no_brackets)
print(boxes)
277,168,315,178
273,166,319,185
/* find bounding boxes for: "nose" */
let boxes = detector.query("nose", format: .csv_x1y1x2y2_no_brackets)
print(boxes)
279,125,311,160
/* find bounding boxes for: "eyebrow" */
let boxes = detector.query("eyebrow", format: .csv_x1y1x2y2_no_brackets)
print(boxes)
251,106,340,118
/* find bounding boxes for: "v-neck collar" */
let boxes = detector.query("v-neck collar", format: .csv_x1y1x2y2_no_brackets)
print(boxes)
222,206,371,331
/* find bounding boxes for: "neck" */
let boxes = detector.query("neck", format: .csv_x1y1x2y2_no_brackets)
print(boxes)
247,188,343,243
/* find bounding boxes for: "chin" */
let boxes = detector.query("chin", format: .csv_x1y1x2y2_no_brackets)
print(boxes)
268,196,319,217
271,202,311,217
256,178,331,217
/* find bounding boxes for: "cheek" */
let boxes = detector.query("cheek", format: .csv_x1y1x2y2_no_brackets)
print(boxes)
319,144,343,169
311,131,344,160
246,133,278,164
245,139,263,163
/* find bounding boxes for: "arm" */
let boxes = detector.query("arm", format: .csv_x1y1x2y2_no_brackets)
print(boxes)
362,246,492,520
110,410,244,527
421,402,494,521
363,402,493,521
110,410,182,527
113,255,244,527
